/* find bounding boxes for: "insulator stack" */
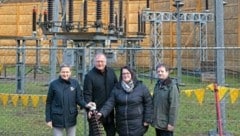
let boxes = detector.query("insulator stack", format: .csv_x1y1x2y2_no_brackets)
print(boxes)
95,0,102,27
119,0,123,31
89,111,104,136
83,0,88,28
138,11,141,33
146,0,150,8
124,17,127,34
32,6,37,32
141,17,146,34
205,0,209,10
68,0,73,24
48,0,53,21
44,9,48,23
115,13,118,29
109,0,114,25
143,21,146,33
96,0,102,21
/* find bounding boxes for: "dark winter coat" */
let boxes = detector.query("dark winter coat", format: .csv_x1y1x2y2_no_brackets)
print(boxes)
99,81,153,136
83,66,118,110
83,66,117,125
45,76,86,128
152,77,179,130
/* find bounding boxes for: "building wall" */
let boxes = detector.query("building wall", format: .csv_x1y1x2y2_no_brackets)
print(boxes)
0,0,239,72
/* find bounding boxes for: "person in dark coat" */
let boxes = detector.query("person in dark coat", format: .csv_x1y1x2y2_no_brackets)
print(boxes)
83,53,118,136
45,64,95,136
152,63,179,136
97,66,153,136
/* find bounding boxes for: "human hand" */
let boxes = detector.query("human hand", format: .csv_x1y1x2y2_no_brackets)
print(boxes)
167,124,174,131
88,111,94,119
86,102,96,110
46,121,52,128
143,122,149,126
96,112,102,120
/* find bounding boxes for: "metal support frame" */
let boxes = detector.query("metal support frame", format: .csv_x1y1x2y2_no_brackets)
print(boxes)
16,40,26,94
193,22,209,68
150,21,163,79
75,44,86,87
199,22,208,61
124,40,140,69
213,0,229,136
28,39,43,80
142,11,214,22
175,1,183,84
49,0,60,82
142,10,214,79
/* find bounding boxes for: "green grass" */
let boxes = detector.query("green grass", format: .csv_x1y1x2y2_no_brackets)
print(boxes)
0,67,240,135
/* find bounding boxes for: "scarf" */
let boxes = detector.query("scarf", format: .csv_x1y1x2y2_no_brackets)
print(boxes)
121,80,134,93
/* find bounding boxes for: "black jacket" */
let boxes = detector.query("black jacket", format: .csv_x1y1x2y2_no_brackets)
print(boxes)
45,77,86,128
83,66,118,110
100,81,153,136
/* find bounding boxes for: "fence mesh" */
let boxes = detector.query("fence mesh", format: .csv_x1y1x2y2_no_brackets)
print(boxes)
0,47,240,136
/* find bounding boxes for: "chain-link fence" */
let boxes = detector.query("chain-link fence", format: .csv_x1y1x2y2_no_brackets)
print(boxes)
0,46,240,136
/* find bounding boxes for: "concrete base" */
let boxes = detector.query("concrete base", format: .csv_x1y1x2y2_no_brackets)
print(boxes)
208,130,233,136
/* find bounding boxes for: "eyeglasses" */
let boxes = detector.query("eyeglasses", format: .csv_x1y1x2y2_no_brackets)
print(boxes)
122,72,131,75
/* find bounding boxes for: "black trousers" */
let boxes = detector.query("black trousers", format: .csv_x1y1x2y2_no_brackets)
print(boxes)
155,128,173,136
88,114,116,136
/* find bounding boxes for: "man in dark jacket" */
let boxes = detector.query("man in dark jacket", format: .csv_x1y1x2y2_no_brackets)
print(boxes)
84,53,118,136
45,64,95,136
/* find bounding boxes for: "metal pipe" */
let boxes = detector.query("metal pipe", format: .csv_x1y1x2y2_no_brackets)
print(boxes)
214,83,223,136
174,0,183,84
215,0,226,134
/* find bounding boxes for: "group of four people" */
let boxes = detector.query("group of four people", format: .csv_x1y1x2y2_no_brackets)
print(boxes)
45,53,179,136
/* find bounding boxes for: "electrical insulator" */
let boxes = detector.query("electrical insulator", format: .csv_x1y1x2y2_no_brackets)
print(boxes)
115,13,118,29
69,0,73,24
138,11,141,33
44,9,48,23
32,6,37,32
48,0,53,21
205,0,209,11
95,0,102,27
119,0,123,32
83,0,88,29
109,0,114,24
146,0,150,9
